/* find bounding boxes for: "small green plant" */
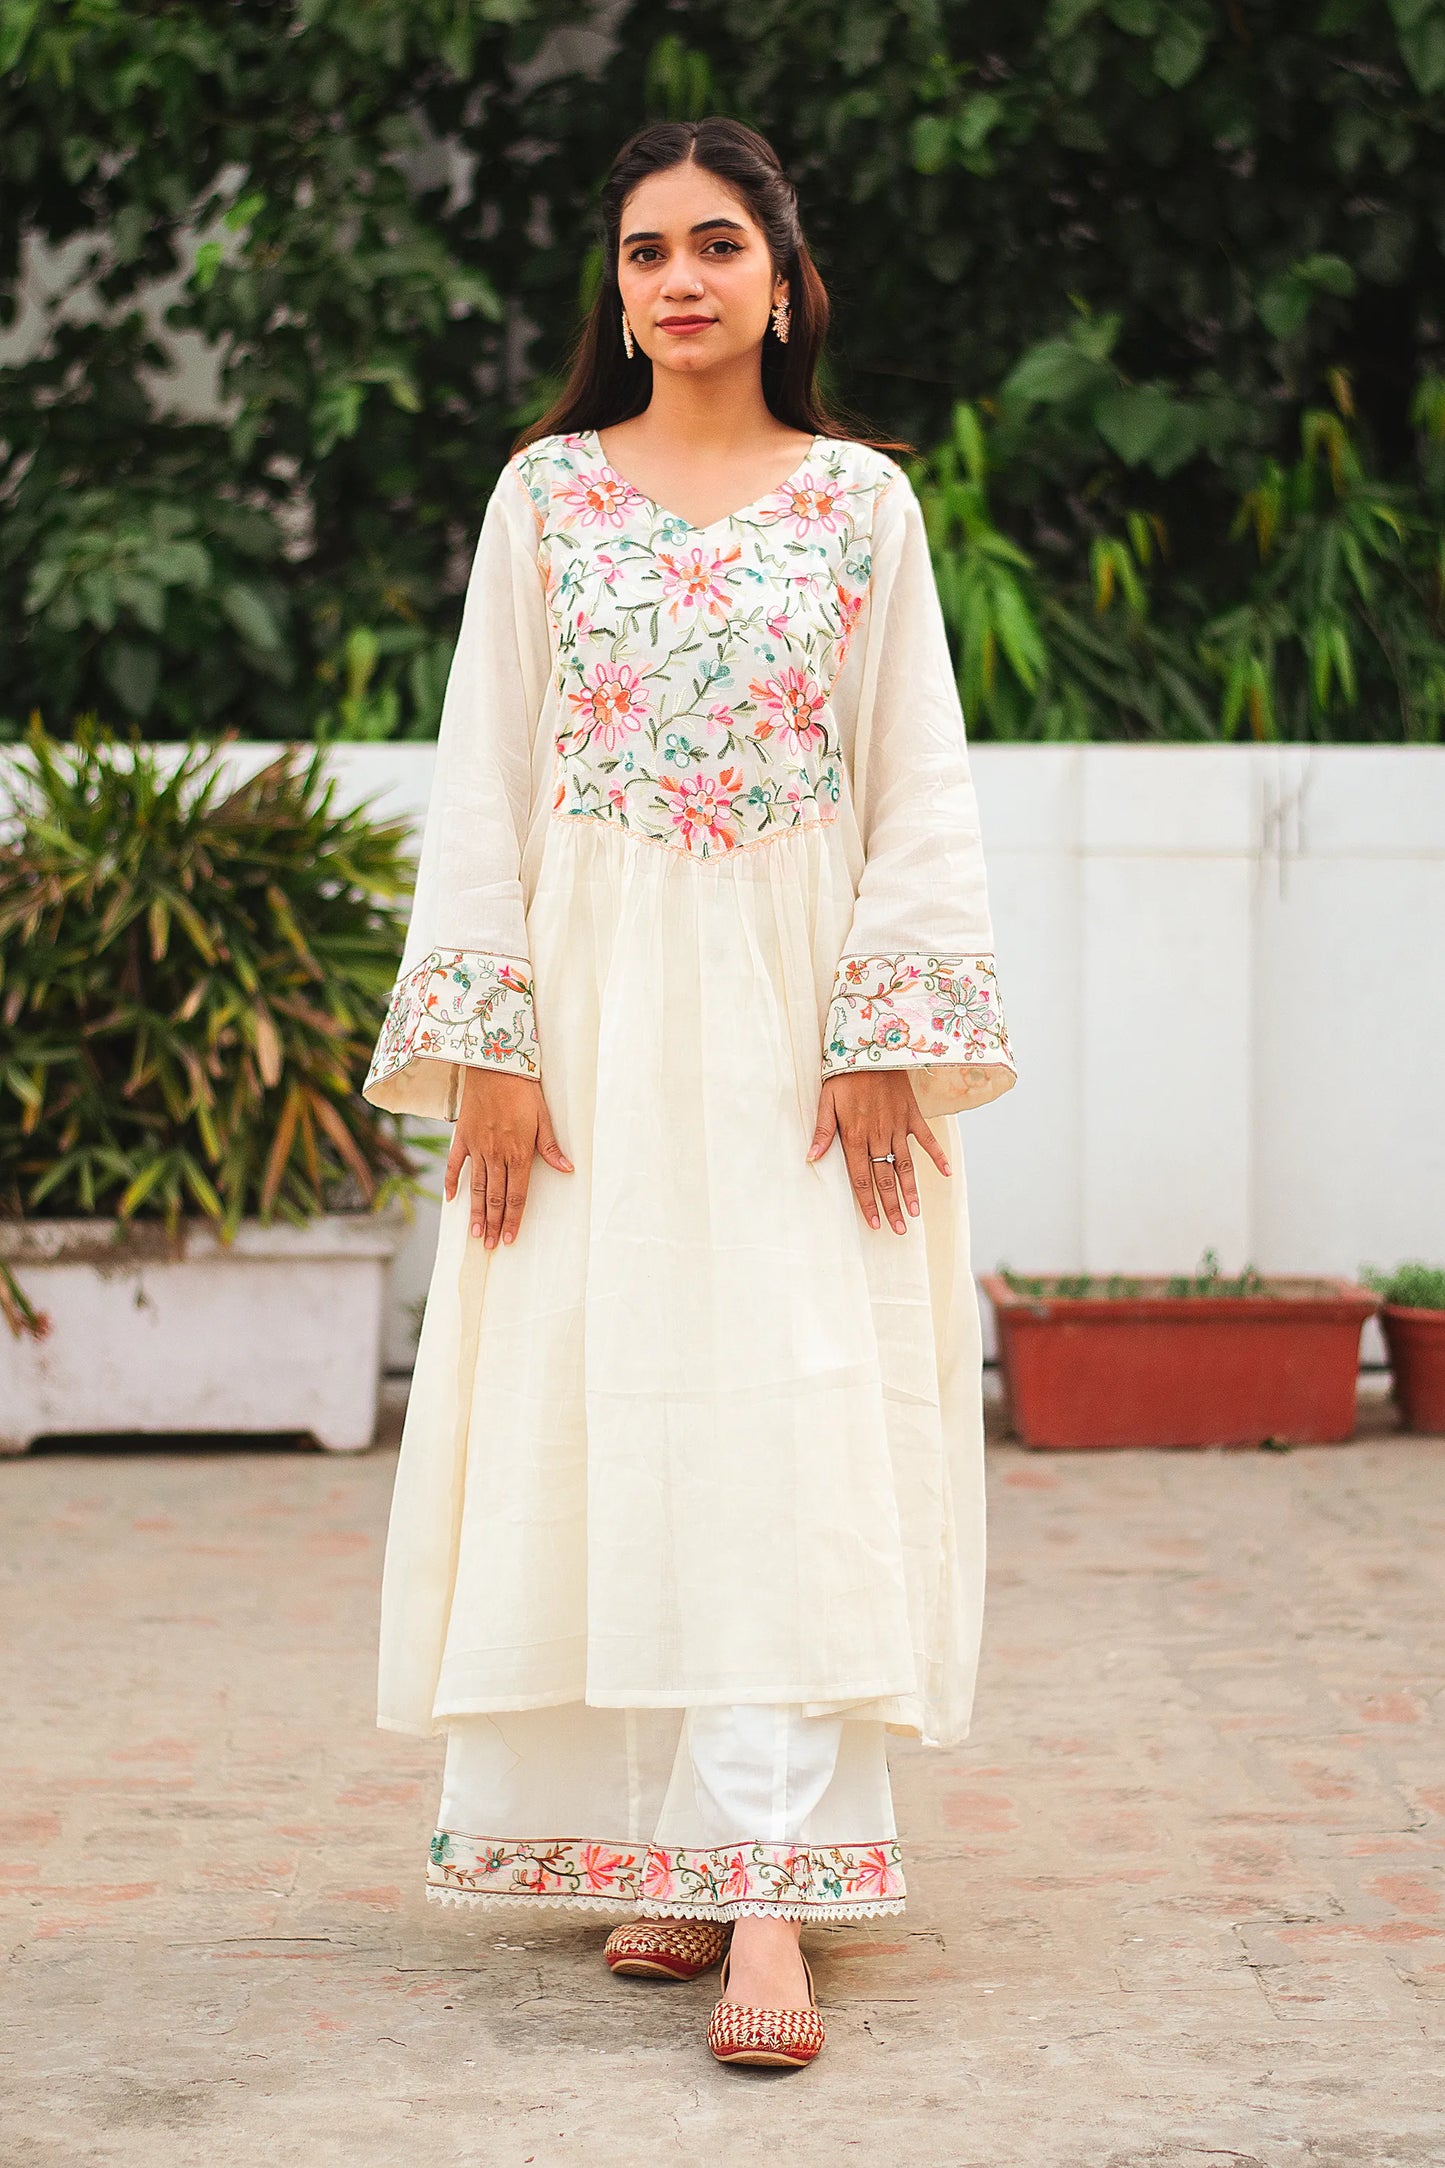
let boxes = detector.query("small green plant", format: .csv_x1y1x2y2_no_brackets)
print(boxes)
1360,1262,1445,1310
999,1250,1268,1299
0,719,421,1240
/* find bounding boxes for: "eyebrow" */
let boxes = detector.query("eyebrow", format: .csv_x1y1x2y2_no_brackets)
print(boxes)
620,217,749,246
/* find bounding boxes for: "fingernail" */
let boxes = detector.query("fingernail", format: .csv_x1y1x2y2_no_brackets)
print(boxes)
869,1214,879,1228
908,1199,919,1215
471,1222,482,1238
942,1162,952,1175
503,1232,513,1244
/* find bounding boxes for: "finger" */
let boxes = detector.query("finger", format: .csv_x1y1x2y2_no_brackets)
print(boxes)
534,1099,575,1173
500,1155,530,1246
841,1127,881,1230
468,1156,489,1240
869,1140,906,1235
444,1133,466,1202
806,1087,838,1163
892,1137,921,1220
907,1104,952,1178
483,1155,509,1249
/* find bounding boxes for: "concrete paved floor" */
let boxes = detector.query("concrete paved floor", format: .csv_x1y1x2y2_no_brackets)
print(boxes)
2,1380,1443,2168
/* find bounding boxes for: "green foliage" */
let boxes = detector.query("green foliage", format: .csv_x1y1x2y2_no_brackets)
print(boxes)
1000,1251,1271,1299
0,0,584,739
3,1,1445,741
913,361,1445,741
1361,1260,1445,1308
0,722,420,1233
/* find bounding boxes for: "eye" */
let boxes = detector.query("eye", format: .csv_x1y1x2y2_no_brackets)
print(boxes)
704,239,741,256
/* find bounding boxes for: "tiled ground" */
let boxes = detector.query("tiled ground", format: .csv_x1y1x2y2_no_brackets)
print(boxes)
2,1380,1442,2167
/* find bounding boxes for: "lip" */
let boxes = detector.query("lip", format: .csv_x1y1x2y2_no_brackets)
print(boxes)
657,316,716,334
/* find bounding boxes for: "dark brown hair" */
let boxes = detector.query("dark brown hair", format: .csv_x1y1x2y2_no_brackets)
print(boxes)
512,117,911,458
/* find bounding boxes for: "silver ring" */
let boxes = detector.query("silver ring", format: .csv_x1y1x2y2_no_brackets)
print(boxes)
869,1152,895,1163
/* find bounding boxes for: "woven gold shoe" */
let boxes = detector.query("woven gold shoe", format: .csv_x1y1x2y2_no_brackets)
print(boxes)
603,1918,730,1982
705,1948,824,2069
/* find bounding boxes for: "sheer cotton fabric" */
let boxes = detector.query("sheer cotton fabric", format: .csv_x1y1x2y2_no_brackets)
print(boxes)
363,430,1017,1750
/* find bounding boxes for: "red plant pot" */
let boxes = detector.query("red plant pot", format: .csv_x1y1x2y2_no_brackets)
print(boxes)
1379,1305,1445,1435
982,1276,1379,1450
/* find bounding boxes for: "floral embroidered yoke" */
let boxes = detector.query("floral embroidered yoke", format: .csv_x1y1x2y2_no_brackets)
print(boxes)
363,427,1016,1122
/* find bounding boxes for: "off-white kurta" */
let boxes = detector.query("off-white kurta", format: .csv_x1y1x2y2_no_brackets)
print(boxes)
363,426,1016,1754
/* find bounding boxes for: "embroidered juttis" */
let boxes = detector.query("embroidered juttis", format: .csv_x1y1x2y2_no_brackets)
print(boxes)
362,429,1017,1916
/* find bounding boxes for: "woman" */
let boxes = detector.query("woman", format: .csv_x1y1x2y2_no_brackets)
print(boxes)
362,115,1016,2072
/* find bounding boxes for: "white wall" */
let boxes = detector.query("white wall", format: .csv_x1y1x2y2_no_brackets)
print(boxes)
5,743,1442,1367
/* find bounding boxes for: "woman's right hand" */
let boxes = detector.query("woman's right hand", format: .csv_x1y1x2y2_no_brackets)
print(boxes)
443,1066,574,1249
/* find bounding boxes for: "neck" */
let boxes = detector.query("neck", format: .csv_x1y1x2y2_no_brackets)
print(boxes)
624,364,781,452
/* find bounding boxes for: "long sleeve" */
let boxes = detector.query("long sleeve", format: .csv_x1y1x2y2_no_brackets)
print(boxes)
823,468,1017,1118
362,460,549,1122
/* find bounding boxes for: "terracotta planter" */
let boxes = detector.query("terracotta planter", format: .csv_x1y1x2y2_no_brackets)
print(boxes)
982,1275,1379,1449
1379,1305,1445,1434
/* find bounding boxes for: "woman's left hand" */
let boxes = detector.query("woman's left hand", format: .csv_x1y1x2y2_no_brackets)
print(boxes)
806,1072,951,1233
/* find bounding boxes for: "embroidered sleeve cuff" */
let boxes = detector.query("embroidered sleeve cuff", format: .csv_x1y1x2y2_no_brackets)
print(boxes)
821,951,1017,1116
362,948,540,1120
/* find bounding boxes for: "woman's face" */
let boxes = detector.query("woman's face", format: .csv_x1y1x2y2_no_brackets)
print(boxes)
615,162,786,376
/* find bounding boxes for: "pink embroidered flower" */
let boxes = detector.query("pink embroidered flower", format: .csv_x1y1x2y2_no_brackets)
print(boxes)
641,1847,675,1901
748,665,828,754
579,1843,629,1891
655,542,740,623
719,1850,754,1903
762,471,849,537
705,701,736,736
559,466,641,530
655,766,742,851
852,1845,902,1898
566,660,651,749
766,608,790,639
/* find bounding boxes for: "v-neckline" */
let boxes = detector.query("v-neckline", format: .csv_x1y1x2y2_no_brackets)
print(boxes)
586,426,825,536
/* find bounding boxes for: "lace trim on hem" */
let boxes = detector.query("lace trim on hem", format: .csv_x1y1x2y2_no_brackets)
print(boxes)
426,1886,638,1917
636,1896,907,1922
423,1886,907,1922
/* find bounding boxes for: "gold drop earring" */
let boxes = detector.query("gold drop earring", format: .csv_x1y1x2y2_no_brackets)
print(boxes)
620,307,635,359
770,293,790,344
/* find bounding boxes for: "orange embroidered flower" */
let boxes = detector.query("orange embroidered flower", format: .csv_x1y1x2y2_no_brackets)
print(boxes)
655,766,742,852
560,467,641,530
747,665,828,754
765,471,848,537
580,1843,629,1891
655,542,740,623
566,660,651,750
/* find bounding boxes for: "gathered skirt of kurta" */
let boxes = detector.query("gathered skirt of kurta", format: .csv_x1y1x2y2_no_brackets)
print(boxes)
379,808,988,1749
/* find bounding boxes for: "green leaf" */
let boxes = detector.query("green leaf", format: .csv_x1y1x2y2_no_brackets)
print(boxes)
220,583,284,654
910,114,953,173
1001,339,1111,406
1153,11,1210,87
1093,384,1176,464
102,642,161,718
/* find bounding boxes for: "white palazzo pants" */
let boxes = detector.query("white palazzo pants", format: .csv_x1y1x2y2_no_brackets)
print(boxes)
426,1702,907,1921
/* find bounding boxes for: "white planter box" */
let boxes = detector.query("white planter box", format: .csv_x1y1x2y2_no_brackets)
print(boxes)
0,1214,405,1453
